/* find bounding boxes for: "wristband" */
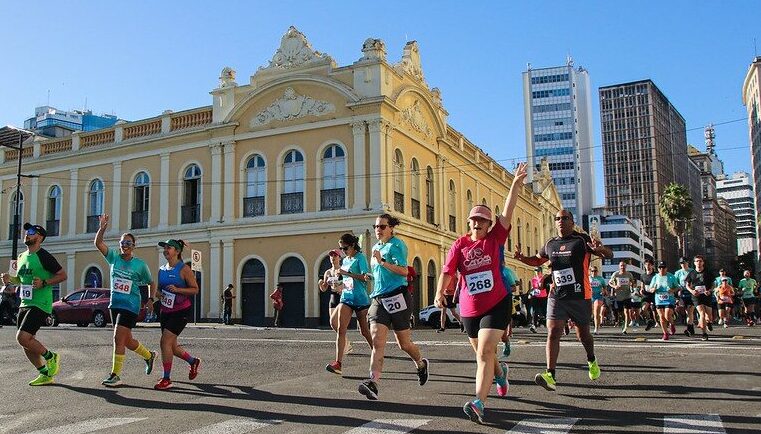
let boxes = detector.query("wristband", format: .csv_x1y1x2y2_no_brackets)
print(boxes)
41,279,47,287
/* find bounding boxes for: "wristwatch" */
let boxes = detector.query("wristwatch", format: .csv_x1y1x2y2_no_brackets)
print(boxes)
381,258,386,264
41,279,47,287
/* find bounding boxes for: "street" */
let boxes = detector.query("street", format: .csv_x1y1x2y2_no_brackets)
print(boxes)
0,323,759,433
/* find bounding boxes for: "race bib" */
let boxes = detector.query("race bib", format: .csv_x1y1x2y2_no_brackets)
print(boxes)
20,284,33,300
113,277,132,295
343,277,354,292
553,268,576,287
657,293,670,302
161,290,176,309
466,270,494,295
327,276,339,285
695,285,706,295
531,288,541,297
618,277,630,286
380,293,407,314
720,296,731,303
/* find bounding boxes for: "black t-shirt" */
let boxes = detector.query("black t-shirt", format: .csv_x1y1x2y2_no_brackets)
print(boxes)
684,269,717,296
641,271,657,296
223,288,233,309
539,231,594,300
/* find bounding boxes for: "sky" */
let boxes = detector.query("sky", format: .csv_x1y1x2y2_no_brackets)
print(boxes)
1,1,759,205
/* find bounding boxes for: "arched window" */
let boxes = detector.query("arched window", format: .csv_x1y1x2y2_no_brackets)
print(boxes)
281,150,304,214
534,227,539,255
410,158,420,218
8,191,24,240
465,190,473,232
321,145,346,210
425,166,434,224
132,172,150,229
525,223,531,256
448,180,457,232
393,149,405,213
46,186,61,236
86,180,104,233
244,155,266,217
84,266,102,288
427,260,437,306
182,164,202,224
517,218,522,252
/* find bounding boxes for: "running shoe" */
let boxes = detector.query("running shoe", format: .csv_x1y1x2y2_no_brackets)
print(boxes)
621,329,627,335
154,378,172,390
189,358,201,380
628,320,635,327
723,323,728,328
463,399,485,424
46,352,60,377
29,374,53,386
501,341,511,359
145,351,156,375
718,318,724,325
662,333,669,341
358,379,378,400
495,362,509,397
326,360,342,375
684,324,695,337
588,359,601,381
702,332,709,341
563,325,570,336
529,325,537,333
670,323,676,335
436,328,445,333
102,373,122,387
645,320,655,331
707,322,713,331
417,358,429,386
593,329,598,335
344,341,353,354
534,371,556,391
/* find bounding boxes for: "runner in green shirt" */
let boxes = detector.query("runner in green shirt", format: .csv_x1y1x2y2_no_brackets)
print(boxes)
1,223,67,386
738,270,758,326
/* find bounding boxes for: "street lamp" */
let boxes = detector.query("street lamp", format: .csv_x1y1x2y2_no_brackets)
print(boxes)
0,126,35,259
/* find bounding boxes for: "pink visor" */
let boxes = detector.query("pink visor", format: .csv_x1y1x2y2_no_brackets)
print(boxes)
468,205,493,221
328,249,342,257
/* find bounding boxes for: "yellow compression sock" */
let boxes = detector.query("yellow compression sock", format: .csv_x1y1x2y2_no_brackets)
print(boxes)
133,343,152,360
112,353,126,376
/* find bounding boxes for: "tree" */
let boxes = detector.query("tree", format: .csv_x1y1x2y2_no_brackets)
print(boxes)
659,183,693,258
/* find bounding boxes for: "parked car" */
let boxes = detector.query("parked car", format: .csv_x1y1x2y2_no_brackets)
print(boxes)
50,288,146,328
0,284,19,325
419,304,461,328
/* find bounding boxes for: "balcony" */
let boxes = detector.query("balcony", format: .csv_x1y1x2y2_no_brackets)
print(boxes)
281,192,303,214
426,205,435,224
411,199,420,219
320,188,345,211
131,211,148,230
243,196,265,217
449,215,457,232
46,220,60,237
181,204,200,224
394,192,404,213
86,215,100,233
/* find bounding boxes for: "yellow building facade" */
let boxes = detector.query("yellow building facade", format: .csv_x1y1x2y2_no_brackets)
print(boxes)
0,27,561,326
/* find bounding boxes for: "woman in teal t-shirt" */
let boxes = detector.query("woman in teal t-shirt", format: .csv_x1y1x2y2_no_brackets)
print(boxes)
589,266,608,335
648,262,679,341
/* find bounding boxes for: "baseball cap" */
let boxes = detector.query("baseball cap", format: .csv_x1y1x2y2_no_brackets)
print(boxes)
534,266,542,272
23,222,47,239
158,239,184,251
468,205,493,221
328,249,342,257
679,257,688,264
657,261,667,268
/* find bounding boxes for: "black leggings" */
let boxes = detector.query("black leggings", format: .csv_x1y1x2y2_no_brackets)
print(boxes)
530,297,547,326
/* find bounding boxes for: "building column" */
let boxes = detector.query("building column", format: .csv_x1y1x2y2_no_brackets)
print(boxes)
222,141,236,222
65,252,76,297
30,177,39,224
368,119,384,210
210,143,223,224
382,122,395,212
68,169,78,235
159,153,170,228
351,121,367,210
208,239,221,318
222,238,234,317
111,161,122,234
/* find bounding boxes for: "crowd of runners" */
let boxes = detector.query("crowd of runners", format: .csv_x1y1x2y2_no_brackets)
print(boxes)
3,160,759,426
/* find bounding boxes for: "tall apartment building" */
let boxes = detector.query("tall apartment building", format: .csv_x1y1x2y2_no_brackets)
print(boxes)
523,58,595,221
742,56,761,259
717,171,757,256
599,80,694,268
24,106,118,138
583,211,653,280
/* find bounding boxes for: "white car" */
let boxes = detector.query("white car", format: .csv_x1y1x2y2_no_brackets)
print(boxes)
419,304,461,328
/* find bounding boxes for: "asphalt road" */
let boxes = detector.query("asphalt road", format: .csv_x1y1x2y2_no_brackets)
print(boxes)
0,322,759,434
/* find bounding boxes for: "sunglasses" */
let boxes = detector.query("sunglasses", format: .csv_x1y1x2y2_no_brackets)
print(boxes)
120,240,135,247
25,228,38,236
554,216,571,221
373,224,389,230
339,246,349,251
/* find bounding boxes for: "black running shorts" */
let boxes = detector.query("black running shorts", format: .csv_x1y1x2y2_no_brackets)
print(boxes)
160,307,190,336
461,295,511,339
110,308,138,329
367,287,411,331
692,294,713,307
17,306,48,335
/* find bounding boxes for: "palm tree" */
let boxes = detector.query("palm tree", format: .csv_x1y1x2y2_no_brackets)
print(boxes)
659,183,693,258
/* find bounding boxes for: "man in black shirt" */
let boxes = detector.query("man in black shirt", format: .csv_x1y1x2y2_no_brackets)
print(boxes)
222,284,235,325
684,255,716,341
638,258,657,331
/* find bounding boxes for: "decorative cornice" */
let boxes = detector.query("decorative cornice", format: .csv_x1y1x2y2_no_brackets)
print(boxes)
249,87,336,128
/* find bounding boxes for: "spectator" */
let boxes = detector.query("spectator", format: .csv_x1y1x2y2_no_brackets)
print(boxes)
270,284,284,327
222,284,235,325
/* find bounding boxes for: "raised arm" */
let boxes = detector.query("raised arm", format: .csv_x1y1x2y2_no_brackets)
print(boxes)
94,214,109,256
497,162,527,230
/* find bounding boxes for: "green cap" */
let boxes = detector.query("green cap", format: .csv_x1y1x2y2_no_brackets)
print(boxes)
158,239,183,251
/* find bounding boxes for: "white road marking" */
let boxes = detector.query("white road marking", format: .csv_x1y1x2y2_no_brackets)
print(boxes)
507,417,579,433
187,418,277,434
25,417,147,434
345,419,430,434
663,414,726,433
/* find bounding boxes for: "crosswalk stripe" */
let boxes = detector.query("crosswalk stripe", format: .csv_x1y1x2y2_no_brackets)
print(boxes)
663,414,726,433
344,419,430,434
507,417,579,433
187,418,276,434
25,417,147,434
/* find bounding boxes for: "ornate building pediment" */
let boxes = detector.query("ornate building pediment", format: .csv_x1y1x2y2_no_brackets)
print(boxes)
394,41,427,87
249,87,336,128
258,26,334,72
397,99,433,139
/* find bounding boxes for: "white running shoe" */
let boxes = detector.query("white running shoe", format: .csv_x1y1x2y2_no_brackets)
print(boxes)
344,341,353,354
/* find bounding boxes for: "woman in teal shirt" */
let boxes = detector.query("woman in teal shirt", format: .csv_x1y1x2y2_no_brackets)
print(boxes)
358,214,429,401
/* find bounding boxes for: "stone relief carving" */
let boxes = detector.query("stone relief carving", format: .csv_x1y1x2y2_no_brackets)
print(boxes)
250,87,336,128
259,26,333,71
360,38,386,61
398,100,432,139
394,41,427,87
219,67,237,88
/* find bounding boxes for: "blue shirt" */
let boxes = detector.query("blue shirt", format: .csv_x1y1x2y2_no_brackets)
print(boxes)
370,236,408,297
104,249,152,314
590,276,607,301
650,273,679,307
340,253,371,307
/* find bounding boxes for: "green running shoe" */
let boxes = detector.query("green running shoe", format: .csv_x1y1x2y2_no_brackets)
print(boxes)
102,373,123,388
534,370,556,391
29,374,54,386
501,341,511,359
145,351,156,375
588,359,601,381
46,352,60,377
